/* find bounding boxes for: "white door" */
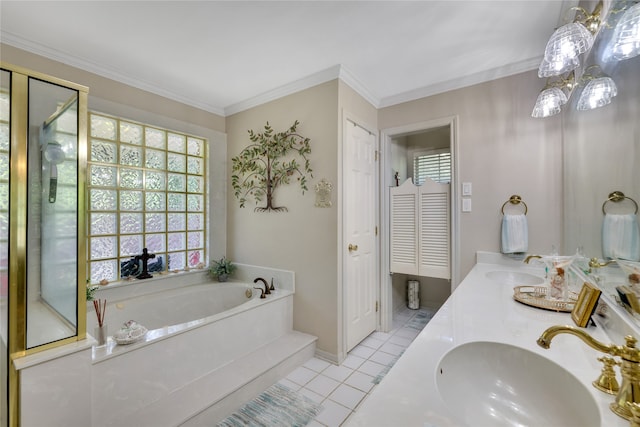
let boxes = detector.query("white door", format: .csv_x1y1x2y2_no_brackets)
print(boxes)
345,120,378,351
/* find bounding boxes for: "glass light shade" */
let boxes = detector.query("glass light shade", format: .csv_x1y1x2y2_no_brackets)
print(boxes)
532,87,568,118
577,77,618,110
544,22,594,63
609,3,640,61
538,55,580,77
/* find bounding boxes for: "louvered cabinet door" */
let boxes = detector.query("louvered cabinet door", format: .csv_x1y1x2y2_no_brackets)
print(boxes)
419,185,450,279
389,178,450,279
390,179,419,274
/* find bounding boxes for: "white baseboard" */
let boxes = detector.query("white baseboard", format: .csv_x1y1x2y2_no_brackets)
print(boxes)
314,348,339,365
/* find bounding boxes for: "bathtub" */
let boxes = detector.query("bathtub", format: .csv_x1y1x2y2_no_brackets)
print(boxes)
87,269,316,427
87,281,261,341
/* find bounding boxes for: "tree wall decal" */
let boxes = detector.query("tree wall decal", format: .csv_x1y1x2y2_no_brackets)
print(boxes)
231,120,313,212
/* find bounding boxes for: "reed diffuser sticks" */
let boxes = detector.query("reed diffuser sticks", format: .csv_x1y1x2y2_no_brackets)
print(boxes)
93,298,106,327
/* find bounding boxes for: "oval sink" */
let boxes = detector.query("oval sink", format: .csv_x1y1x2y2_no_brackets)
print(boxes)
436,342,599,426
485,270,544,285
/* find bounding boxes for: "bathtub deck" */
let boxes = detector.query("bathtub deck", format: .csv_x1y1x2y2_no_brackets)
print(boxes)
131,330,317,426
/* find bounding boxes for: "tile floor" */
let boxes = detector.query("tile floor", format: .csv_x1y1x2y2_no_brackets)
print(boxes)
276,306,433,427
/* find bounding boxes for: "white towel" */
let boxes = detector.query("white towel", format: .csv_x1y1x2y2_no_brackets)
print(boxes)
501,213,528,254
602,213,640,261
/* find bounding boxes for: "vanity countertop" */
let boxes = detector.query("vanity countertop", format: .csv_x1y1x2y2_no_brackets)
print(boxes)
346,252,626,427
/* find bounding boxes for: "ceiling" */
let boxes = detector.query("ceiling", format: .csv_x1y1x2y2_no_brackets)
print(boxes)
0,1,568,116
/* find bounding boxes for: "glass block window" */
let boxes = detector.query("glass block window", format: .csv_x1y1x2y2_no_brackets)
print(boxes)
88,112,207,283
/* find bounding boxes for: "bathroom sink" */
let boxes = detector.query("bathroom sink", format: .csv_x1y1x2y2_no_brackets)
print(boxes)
436,341,599,427
485,270,544,285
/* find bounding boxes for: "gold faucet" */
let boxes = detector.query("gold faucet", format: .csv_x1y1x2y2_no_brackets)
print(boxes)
593,356,620,395
588,257,615,273
537,325,640,420
524,254,542,264
629,402,640,427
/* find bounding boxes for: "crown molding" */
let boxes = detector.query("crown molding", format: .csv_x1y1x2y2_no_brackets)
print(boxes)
224,65,343,116
3,30,543,117
336,65,381,108
378,56,542,109
1,31,227,116
224,64,382,116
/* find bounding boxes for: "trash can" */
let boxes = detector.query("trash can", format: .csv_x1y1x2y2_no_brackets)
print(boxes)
407,280,420,310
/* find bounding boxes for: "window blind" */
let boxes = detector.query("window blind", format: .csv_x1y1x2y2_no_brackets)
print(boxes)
414,151,451,185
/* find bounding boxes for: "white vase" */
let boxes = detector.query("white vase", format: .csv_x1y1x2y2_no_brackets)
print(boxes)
94,325,107,346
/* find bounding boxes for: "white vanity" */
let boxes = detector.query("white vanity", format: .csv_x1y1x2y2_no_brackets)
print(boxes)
347,252,630,427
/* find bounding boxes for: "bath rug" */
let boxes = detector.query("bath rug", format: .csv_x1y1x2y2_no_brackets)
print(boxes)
217,383,323,427
373,309,436,385
405,308,435,331
372,352,404,385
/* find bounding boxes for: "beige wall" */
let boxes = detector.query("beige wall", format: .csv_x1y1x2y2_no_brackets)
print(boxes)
226,80,341,356
1,44,226,132
392,275,451,311
338,80,378,129
379,69,564,280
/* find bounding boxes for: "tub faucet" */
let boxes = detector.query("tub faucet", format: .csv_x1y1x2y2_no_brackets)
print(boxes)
588,257,615,273
524,254,542,264
537,325,640,420
253,277,270,295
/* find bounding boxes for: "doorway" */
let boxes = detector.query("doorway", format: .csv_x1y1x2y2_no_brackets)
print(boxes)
379,117,459,332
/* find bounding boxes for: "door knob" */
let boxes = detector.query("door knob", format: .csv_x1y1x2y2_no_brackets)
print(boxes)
348,244,358,252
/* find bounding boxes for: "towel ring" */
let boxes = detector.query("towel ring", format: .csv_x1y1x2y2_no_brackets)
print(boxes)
501,195,528,215
602,191,638,215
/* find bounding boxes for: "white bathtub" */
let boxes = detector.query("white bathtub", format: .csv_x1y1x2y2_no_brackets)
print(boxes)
87,270,314,427
87,281,261,339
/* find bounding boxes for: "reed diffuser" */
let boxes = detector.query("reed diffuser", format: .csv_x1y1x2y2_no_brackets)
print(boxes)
93,298,107,346
93,299,106,328
87,283,107,345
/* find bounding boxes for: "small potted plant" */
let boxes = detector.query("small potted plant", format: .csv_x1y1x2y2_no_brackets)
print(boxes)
209,257,236,282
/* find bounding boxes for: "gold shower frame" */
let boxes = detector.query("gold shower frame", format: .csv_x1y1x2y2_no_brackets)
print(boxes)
2,62,88,427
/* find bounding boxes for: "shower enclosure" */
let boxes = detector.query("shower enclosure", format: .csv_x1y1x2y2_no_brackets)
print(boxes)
28,82,80,346
1,63,88,427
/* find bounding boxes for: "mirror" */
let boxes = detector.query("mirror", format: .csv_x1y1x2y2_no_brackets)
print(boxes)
564,1,640,260
26,78,79,348
563,1,640,322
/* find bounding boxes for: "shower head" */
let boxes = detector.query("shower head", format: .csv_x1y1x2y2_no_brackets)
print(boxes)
44,142,65,166
43,142,65,203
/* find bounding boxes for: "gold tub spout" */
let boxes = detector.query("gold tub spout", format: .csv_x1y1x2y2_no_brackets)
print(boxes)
524,254,542,264
588,257,615,273
537,325,640,420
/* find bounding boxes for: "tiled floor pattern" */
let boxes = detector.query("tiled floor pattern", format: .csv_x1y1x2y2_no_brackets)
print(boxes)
276,307,432,427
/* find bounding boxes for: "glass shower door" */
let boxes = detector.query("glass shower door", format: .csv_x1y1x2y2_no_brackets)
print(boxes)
26,79,79,348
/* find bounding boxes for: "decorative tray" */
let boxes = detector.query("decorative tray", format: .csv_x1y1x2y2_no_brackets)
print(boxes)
513,286,578,312
113,320,148,345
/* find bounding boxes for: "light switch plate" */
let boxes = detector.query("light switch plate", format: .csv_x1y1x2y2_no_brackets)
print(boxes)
462,182,472,196
462,198,472,212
